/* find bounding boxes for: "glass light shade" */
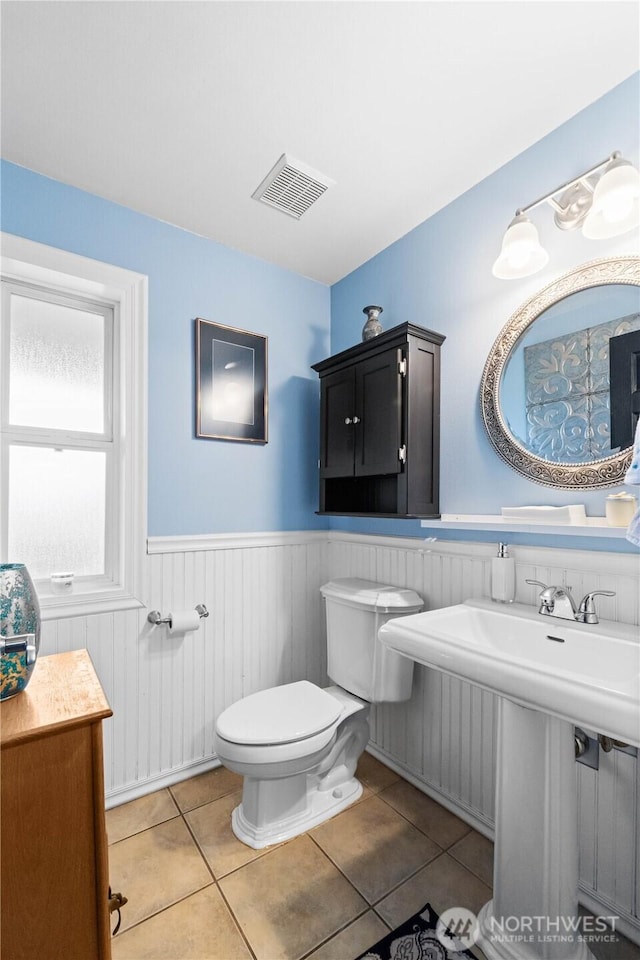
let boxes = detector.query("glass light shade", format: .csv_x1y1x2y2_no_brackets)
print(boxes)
492,215,549,279
582,159,640,239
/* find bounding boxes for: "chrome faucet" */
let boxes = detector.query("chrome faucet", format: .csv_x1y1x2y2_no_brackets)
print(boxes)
526,580,616,624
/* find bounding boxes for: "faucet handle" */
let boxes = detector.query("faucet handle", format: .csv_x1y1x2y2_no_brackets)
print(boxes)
577,590,616,625
525,579,554,614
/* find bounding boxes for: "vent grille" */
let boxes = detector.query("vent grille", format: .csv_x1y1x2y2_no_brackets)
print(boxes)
252,154,334,219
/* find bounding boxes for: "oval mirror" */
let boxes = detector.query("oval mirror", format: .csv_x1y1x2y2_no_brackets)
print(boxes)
481,256,640,488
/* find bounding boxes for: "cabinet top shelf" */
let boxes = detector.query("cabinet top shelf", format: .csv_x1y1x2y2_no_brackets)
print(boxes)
312,321,446,374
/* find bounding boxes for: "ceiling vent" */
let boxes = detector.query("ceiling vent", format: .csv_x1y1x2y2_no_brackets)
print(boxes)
252,154,335,220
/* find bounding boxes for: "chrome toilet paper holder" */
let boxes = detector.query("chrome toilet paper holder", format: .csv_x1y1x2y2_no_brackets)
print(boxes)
147,604,209,627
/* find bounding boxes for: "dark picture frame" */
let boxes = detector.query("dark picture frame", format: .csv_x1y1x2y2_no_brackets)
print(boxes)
196,318,268,443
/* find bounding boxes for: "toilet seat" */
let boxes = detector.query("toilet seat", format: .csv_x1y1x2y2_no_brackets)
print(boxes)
216,680,342,746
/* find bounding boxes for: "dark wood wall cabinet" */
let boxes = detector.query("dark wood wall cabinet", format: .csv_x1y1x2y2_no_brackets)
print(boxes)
312,322,445,518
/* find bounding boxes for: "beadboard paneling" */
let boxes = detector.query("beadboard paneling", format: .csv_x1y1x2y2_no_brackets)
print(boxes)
40,530,640,940
40,535,328,800
327,532,639,941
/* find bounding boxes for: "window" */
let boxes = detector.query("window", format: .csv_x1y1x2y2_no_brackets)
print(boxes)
1,234,147,617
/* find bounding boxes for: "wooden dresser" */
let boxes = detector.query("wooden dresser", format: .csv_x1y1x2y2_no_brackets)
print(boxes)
1,650,113,960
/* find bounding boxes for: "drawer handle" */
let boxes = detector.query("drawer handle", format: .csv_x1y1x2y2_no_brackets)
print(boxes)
108,887,128,936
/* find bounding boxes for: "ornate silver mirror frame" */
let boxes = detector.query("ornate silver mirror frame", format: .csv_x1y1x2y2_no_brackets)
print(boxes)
480,255,640,489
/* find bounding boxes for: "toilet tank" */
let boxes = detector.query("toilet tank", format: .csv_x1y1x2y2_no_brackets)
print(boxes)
320,579,423,703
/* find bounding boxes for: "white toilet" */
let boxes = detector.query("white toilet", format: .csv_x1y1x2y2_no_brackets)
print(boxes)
214,578,423,848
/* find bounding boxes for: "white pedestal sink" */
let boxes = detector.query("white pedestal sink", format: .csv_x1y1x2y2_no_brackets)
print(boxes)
379,599,640,960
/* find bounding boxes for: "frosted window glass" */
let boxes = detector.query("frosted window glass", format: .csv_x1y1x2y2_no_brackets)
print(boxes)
8,446,106,580
9,294,107,433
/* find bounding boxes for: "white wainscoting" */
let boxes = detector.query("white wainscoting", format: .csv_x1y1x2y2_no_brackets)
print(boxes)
39,532,329,802
40,529,640,940
326,532,640,943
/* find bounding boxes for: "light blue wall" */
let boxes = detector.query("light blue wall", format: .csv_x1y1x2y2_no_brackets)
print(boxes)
0,161,331,536
330,73,640,553
3,74,639,551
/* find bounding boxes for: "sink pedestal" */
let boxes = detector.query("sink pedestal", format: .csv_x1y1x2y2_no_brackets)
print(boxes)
378,598,638,959
476,698,594,960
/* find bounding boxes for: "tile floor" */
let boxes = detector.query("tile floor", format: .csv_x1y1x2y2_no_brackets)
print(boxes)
107,754,640,960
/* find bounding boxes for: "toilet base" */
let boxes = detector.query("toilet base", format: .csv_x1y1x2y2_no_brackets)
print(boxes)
231,775,363,849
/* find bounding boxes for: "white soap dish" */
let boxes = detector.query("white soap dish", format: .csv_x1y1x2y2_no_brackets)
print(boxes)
501,505,587,525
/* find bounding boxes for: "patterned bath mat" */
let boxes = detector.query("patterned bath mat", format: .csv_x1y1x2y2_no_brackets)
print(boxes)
356,902,476,960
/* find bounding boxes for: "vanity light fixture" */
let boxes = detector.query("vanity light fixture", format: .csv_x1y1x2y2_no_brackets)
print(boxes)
492,151,640,279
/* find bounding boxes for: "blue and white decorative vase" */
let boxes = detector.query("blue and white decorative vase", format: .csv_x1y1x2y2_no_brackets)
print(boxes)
1,563,41,701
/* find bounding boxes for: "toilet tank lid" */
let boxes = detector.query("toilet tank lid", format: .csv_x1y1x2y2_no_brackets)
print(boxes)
320,579,423,613
215,681,343,745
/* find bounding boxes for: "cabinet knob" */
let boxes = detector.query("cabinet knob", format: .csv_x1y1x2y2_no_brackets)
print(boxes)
344,417,353,425
352,416,361,424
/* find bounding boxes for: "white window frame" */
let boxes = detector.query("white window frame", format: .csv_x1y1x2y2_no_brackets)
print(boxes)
1,233,147,619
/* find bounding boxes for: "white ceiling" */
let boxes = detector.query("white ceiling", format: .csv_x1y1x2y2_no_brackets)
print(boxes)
1,1,638,284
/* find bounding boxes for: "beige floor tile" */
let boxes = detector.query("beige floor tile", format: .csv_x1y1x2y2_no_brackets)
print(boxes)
111,884,252,960
449,830,494,887
306,911,390,960
355,784,373,804
311,795,441,904
380,779,471,849
186,790,271,878
170,766,243,812
108,817,213,931
356,752,400,794
376,852,492,929
106,789,179,844
219,834,367,960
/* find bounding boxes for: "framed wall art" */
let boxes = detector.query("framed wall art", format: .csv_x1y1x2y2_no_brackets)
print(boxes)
196,318,268,443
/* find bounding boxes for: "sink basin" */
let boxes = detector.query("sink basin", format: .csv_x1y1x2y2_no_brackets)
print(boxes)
379,598,640,746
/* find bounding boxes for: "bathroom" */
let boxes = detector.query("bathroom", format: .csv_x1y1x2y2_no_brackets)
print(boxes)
1,3,639,959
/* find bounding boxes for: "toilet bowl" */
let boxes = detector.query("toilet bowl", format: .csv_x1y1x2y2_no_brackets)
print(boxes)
215,681,370,847
214,579,423,848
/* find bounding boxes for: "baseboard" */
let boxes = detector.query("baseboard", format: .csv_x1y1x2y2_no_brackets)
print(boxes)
105,755,222,809
365,743,495,840
577,885,640,947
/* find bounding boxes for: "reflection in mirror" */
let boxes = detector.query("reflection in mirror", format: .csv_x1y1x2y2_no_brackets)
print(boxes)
481,256,640,489
500,285,640,463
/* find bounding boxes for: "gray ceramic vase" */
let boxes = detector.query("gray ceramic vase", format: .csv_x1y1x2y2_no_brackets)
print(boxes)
1,563,41,700
362,305,384,341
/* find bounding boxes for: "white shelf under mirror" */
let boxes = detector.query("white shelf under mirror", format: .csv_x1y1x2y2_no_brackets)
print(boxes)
421,515,630,539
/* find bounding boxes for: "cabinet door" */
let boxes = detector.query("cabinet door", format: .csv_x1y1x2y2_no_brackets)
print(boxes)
1,725,109,960
354,347,403,476
320,367,356,478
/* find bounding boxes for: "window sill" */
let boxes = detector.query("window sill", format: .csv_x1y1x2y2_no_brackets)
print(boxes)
39,589,145,621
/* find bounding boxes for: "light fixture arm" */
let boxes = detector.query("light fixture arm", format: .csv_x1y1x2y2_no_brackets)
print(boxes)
493,150,640,280
514,152,620,218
